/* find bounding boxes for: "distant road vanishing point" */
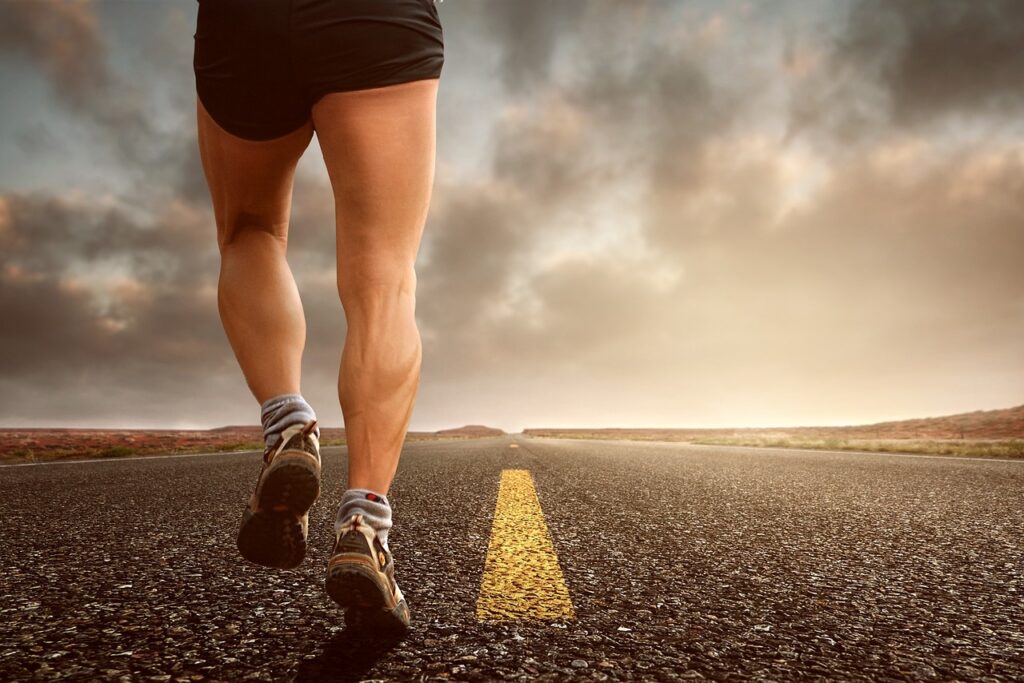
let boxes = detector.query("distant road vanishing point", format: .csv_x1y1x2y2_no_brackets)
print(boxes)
2,434,1021,681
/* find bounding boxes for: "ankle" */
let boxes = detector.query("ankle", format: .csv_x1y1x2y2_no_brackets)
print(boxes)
337,487,393,549
261,393,319,450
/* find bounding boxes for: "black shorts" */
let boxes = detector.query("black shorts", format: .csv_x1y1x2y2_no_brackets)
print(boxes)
193,0,444,141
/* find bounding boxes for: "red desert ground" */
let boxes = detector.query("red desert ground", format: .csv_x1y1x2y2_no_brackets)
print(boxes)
2,406,1023,463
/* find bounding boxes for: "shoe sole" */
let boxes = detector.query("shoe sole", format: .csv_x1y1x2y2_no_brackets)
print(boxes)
326,556,411,633
237,453,320,570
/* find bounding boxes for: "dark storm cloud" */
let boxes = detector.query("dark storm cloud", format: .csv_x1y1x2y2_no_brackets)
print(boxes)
567,39,743,252
0,191,224,383
0,0,107,106
789,0,1024,143
478,0,580,93
417,1,742,342
1,190,212,280
853,0,1024,124
0,0,155,163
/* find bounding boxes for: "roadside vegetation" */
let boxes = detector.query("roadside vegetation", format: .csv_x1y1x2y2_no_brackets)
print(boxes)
0,427,491,464
524,405,1024,460
686,437,1024,459
526,431,1024,459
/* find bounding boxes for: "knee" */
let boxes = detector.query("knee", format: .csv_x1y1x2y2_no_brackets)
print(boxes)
217,210,288,251
337,260,418,310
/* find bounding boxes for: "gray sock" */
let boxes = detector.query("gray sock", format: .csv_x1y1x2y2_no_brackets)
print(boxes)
336,488,393,550
260,393,319,451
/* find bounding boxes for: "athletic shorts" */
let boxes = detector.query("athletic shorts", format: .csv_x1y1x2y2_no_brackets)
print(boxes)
193,0,444,141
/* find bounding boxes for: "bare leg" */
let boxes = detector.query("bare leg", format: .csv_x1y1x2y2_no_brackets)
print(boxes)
195,96,315,405
311,78,438,494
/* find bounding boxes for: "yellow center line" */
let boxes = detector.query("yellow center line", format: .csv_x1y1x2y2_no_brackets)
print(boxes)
475,468,576,622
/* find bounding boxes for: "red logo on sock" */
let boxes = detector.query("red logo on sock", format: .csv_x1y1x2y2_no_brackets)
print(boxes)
366,493,379,501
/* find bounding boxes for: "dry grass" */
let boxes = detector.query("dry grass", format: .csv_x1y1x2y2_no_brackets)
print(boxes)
523,404,1024,459
686,436,1024,459
527,431,1024,459
2,440,279,464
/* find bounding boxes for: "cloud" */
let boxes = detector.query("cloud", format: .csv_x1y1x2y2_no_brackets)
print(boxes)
0,0,1021,430
373,1,1024,425
788,0,1024,145
478,0,581,93
417,1,743,338
855,0,1024,125
0,0,107,105
0,0,155,163
0,190,224,390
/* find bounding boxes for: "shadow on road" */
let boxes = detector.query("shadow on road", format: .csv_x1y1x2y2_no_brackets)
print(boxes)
294,627,406,681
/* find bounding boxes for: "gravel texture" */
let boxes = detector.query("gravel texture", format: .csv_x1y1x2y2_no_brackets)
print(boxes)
1,435,1022,681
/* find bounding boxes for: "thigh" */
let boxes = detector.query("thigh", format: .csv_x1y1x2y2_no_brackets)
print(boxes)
311,78,439,274
196,95,315,248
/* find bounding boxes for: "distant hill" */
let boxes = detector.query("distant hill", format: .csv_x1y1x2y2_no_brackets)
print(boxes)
827,404,1024,439
435,424,506,437
523,404,1024,440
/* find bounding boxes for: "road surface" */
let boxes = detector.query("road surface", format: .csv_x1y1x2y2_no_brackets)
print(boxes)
2,435,1022,681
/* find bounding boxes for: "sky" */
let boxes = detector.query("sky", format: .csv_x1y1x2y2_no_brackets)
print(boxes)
0,0,1022,432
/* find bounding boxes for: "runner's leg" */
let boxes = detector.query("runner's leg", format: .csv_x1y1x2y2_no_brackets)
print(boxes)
195,96,315,404
311,78,439,494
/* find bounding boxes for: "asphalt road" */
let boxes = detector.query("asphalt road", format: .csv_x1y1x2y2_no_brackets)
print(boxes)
1,435,1022,682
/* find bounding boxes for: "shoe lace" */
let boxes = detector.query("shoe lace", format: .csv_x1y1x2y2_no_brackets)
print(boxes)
301,418,320,453
264,419,320,465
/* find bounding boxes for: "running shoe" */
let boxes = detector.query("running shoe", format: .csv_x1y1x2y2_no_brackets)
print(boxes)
325,512,411,634
237,418,321,569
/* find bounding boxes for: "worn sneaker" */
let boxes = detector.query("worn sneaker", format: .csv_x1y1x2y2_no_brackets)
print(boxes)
237,418,321,569
326,512,411,634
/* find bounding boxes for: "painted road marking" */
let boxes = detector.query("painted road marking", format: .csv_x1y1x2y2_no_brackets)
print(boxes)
475,469,575,622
